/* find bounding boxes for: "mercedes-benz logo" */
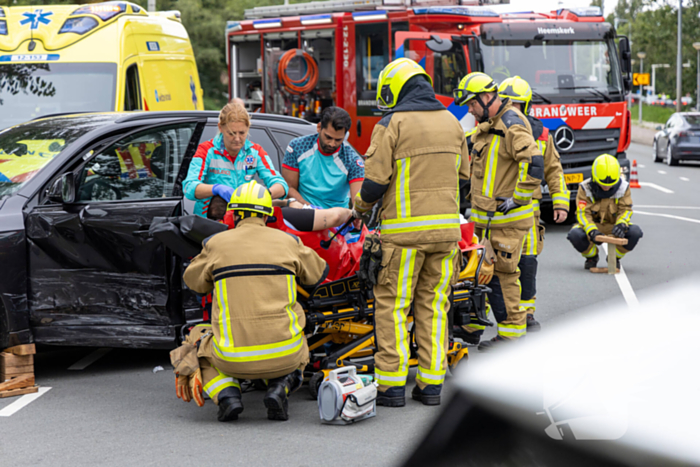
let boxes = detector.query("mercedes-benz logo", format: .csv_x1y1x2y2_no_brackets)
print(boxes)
554,126,575,152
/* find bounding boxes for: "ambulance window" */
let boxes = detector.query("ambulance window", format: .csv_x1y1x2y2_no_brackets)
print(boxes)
124,65,142,111
248,127,281,170
356,24,389,101
76,123,197,202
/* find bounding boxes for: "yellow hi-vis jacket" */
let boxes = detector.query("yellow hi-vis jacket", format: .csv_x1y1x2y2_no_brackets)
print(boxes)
469,101,544,229
183,217,328,379
575,178,633,235
354,108,470,245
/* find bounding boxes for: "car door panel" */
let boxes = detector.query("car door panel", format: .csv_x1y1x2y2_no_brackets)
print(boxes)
25,121,201,348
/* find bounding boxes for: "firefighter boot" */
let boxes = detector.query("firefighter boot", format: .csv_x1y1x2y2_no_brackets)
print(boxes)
452,326,481,346
264,370,302,421
411,384,441,406
477,335,508,352
376,386,406,408
526,314,541,332
217,386,244,422
584,255,599,270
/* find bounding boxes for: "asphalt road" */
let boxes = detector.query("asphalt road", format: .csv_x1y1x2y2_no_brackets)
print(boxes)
1,142,698,467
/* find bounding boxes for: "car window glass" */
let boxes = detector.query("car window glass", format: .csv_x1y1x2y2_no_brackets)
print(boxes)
666,117,674,129
201,125,219,142
684,115,700,126
248,127,280,170
77,123,197,202
271,130,297,153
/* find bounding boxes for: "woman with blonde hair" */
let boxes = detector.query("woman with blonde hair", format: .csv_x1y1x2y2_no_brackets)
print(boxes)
183,101,288,217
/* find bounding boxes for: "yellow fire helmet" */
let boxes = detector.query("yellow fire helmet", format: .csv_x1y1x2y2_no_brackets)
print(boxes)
592,154,621,187
498,76,533,114
453,72,498,106
226,180,273,217
376,58,432,110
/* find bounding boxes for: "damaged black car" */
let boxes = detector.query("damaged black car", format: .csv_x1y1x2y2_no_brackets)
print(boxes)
0,111,316,349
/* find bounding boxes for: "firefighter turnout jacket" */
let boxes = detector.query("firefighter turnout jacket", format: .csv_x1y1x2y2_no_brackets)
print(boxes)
469,101,544,229
354,95,470,245
575,178,633,234
183,217,328,380
527,116,570,211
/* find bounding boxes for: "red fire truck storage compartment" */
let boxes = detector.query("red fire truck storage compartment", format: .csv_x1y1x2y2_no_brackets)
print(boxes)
230,33,263,111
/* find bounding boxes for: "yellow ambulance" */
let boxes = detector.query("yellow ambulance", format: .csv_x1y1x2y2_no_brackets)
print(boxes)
0,1,204,131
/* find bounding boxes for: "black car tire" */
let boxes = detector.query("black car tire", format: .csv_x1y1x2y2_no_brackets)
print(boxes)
652,140,662,163
666,145,679,166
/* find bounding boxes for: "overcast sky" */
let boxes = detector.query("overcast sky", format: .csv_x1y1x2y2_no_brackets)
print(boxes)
507,0,618,17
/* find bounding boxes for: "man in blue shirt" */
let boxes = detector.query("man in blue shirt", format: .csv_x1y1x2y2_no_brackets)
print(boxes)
282,107,364,210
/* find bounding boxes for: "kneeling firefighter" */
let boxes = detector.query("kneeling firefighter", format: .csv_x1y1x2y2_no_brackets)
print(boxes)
353,58,470,407
453,72,543,351
172,181,328,422
567,154,642,269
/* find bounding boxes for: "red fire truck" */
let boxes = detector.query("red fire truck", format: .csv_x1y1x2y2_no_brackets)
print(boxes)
225,0,633,220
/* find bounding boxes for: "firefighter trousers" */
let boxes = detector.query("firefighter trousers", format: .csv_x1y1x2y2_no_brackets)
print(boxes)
464,227,528,340
567,223,643,259
373,241,460,392
519,210,544,316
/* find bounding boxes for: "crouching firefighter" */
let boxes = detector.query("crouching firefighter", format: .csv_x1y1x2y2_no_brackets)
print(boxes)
567,154,643,269
171,180,329,422
453,72,543,351
352,58,470,407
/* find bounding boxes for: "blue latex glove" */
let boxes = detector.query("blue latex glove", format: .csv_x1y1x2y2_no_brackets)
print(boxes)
212,184,234,202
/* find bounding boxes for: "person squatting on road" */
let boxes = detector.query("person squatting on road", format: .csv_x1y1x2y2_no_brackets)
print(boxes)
183,101,288,217
352,58,470,407
500,76,570,333
567,154,643,269
453,72,543,351
172,181,328,422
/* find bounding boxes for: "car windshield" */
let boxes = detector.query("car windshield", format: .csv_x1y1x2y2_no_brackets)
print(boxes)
0,62,117,129
481,39,623,99
0,115,114,199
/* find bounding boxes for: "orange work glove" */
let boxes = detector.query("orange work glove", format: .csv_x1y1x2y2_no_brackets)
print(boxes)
478,260,494,285
190,368,205,407
176,374,192,402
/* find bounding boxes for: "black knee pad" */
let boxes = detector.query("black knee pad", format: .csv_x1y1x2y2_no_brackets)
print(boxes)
519,255,538,301
625,224,643,251
567,227,590,253
486,275,508,324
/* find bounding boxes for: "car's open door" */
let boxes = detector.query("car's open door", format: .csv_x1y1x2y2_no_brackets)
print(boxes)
25,121,204,348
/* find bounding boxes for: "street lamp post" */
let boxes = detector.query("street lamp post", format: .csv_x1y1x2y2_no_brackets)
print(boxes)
651,63,671,97
676,0,682,113
638,52,646,123
694,43,700,110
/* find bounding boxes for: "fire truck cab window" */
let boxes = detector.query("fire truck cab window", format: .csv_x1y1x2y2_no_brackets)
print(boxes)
403,39,467,97
356,24,389,101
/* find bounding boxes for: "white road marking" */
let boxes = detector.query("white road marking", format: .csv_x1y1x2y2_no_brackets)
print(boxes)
68,348,111,371
635,211,700,225
680,177,690,181
638,182,674,194
0,387,51,417
635,205,700,209
638,164,646,168
658,170,667,174
600,244,640,309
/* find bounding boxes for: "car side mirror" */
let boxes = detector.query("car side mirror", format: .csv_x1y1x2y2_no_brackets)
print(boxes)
426,35,453,53
48,173,75,204
656,125,663,131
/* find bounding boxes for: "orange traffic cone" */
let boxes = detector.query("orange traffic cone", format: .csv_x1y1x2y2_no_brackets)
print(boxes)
629,159,641,188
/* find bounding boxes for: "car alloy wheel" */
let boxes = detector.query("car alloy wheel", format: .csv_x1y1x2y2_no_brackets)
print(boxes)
653,140,661,163
666,145,679,166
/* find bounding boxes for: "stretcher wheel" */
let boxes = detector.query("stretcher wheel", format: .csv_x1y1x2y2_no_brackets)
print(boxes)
308,371,324,400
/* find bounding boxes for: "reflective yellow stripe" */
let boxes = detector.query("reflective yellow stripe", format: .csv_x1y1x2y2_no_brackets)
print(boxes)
285,275,302,336
616,211,632,224
537,140,546,155
520,299,536,310
524,217,537,256
518,161,529,182
203,368,240,397
381,214,460,235
396,158,411,219
472,204,533,225
533,199,540,212
430,249,456,371
616,247,626,258
216,279,233,349
577,207,596,234
416,366,446,385
498,324,527,338
214,333,303,362
483,136,500,198
392,249,416,373
375,368,409,387
582,244,598,258
513,188,534,203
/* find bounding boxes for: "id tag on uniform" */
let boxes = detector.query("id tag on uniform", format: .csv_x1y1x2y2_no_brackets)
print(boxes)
244,175,253,181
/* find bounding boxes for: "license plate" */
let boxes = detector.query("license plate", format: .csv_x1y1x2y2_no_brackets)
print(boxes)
565,173,584,184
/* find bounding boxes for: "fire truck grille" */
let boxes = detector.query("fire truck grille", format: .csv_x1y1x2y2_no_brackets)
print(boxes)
558,128,620,170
